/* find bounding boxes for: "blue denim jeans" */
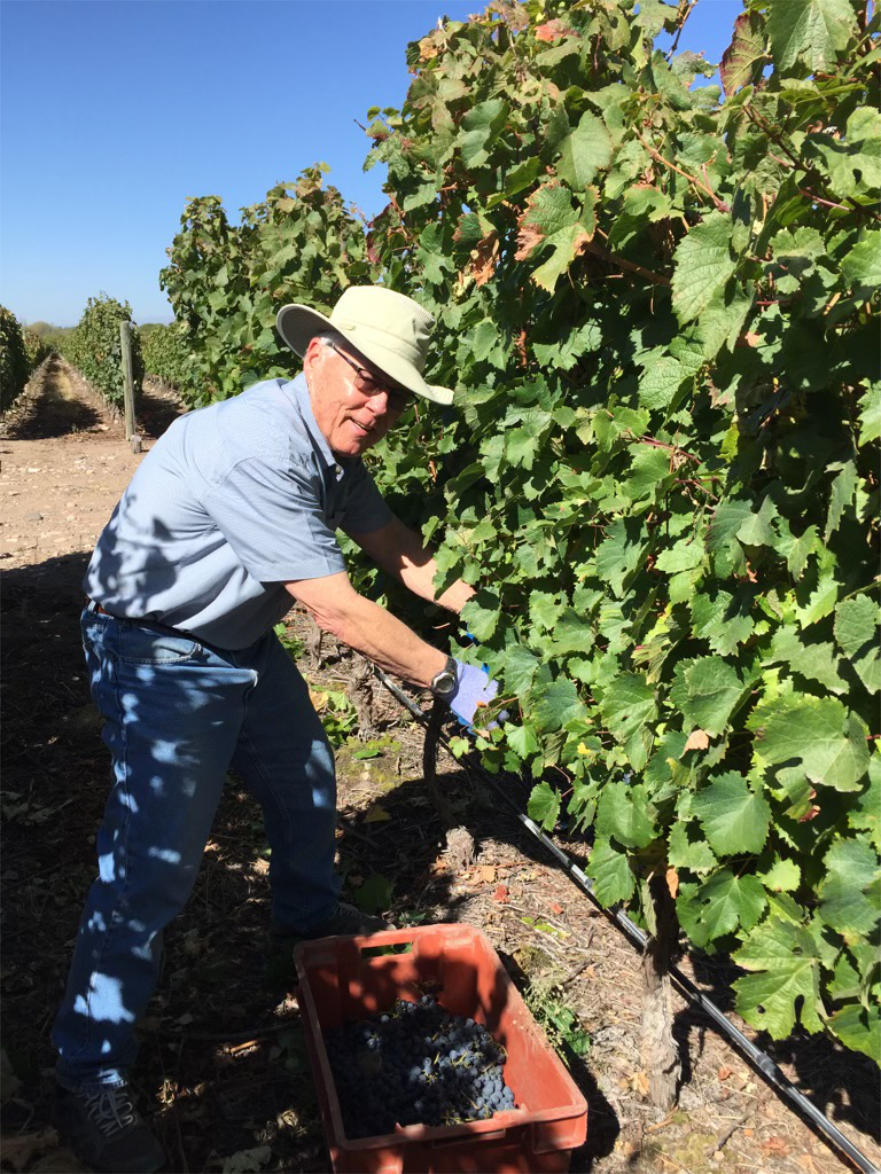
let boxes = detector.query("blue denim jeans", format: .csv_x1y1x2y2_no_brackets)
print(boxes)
52,608,339,1088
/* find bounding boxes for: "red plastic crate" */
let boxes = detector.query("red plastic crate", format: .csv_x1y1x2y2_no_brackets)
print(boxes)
294,923,587,1173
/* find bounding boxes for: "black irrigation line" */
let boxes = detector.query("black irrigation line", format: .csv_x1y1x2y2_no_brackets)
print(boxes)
373,666,880,1174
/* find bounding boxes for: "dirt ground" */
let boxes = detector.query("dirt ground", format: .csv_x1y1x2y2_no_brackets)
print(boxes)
1,359,879,1174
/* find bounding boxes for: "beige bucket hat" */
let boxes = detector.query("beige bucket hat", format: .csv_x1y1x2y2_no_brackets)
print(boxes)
276,285,454,405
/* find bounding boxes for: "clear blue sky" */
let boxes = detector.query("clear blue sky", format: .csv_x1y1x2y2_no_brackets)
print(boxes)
1,0,743,328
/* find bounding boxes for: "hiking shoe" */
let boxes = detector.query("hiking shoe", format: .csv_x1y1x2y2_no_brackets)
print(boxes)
54,1081,165,1173
274,901,391,944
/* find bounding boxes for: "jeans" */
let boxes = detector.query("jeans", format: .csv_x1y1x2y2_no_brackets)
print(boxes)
52,608,338,1088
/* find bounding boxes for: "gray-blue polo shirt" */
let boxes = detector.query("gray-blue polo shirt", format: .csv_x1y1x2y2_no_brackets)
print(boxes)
83,374,393,649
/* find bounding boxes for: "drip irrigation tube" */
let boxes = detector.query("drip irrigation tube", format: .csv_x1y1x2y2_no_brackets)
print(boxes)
373,666,879,1174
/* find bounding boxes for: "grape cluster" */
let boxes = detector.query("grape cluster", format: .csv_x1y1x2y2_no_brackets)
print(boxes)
323,994,517,1138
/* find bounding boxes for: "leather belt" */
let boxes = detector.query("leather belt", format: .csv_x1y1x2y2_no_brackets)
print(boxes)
85,598,114,617
84,597,203,647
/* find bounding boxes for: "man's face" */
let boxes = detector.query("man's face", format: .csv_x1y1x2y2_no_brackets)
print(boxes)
304,339,411,457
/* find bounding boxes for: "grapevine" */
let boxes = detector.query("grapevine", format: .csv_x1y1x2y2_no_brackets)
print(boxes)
55,294,143,407
0,306,32,410
366,0,881,1065
150,0,880,1067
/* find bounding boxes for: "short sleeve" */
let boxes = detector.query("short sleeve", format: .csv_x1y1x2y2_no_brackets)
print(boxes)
204,456,346,583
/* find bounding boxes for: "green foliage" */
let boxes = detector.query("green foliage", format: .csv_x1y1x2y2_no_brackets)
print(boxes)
352,872,394,915
159,167,376,405
522,977,591,1059
154,0,880,1061
140,321,192,389
22,329,52,371
272,622,306,660
61,295,144,406
0,307,31,410
362,0,880,1059
28,322,75,356
309,683,358,747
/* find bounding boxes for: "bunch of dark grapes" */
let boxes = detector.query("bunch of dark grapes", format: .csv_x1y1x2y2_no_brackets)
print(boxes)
323,994,517,1138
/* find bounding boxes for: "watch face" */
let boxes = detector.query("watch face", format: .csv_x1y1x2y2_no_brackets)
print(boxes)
432,669,457,698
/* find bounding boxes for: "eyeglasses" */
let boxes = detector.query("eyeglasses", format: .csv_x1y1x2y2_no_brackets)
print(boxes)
327,341,412,413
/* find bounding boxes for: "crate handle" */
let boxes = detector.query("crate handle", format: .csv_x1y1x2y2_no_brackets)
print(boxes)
334,930,422,1006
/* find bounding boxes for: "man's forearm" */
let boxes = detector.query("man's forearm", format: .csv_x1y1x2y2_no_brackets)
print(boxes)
332,595,448,686
287,575,447,688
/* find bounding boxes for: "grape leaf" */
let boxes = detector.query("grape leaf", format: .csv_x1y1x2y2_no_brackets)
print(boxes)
458,98,509,167
596,780,657,849
849,758,881,851
638,356,687,410
737,495,779,548
671,213,737,324
826,1003,881,1062
354,873,394,916
758,856,801,892
706,500,751,576
530,590,566,631
818,839,881,936
677,869,767,947
700,288,754,361
670,656,743,736
506,722,539,758
557,111,612,190
532,677,586,733
527,780,561,831
593,519,645,596
690,589,754,655
549,610,597,655
500,645,541,696
793,565,840,628
600,673,657,744
733,917,824,1037
766,0,857,71
825,460,856,543
834,595,878,659
625,444,673,501
845,107,881,187
841,233,881,297
692,772,771,856
765,628,846,694
515,184,592,291
532,319,602,369
667,821,717,873
857,384,881,446
587,835,636,905
655,538,704,574
461,593,500,641
749,694,870,791
721,10,767,96
786,525,819,579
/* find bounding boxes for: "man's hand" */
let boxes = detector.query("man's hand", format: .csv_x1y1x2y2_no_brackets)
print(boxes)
449,660,500,727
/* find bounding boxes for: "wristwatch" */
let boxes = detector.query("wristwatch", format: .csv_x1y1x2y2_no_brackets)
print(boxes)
430,656,459,701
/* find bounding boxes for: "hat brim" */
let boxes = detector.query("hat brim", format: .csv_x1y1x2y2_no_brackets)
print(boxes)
276,303,454,406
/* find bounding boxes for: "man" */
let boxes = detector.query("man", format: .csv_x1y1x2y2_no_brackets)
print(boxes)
52,286,498,1173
